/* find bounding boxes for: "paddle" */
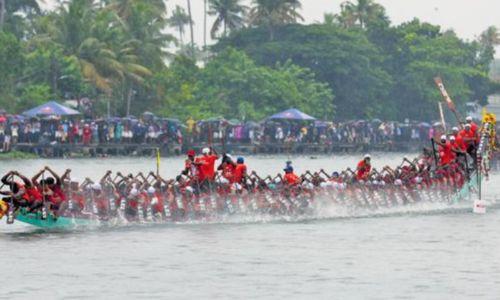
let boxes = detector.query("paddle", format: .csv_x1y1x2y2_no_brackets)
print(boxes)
6,173,15,224
41,170,48,220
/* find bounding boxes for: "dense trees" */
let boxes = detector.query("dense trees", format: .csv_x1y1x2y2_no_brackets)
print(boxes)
208,0,247,39
248,0,304,40
0,0,498,122
217,20,497,120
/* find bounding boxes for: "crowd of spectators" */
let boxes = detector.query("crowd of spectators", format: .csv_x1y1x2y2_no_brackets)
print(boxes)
189,119,434,147
0,111,183,153
1,109,437,154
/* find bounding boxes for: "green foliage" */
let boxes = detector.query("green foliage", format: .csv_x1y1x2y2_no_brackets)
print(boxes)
0,31,24,111
217,20,497,121
491,59,500,82
153,49,334,121
0,0,497,123
217,24,391,119
17,84,54,112
194,48,334,120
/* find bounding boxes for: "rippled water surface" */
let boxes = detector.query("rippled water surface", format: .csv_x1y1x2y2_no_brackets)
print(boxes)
1,154,499,299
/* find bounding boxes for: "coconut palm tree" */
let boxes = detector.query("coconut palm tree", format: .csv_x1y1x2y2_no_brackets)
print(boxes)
168,5,191,45
42,0,122,92
1,0,42,36
0,0,5,29
480,26,500,48
208,0,247,39
338,0,386,29
105,0,166,21
186,0,195,56
248,0,303,40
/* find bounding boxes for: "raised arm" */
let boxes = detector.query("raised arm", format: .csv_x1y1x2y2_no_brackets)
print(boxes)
61,169,72,183
45,166,62,186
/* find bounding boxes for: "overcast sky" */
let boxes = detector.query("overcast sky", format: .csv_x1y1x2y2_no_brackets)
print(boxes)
43,0,500,55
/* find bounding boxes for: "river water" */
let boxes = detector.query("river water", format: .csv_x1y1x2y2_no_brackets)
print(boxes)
1,154,499,299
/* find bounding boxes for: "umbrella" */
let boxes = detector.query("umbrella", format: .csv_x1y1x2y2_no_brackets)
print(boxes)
268,108,316,121
418,122,431,127
22,101,80,117
314,120,328,127
228,119,240,126
245,121,260,128
162,118,181,123
0,116,6,123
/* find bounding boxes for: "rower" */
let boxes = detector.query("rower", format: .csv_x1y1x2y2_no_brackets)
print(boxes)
435,135,455,166
356,154,372,181
465,116,479,138
283,166,300,186
199,147,219,192
218,154,236,183
233,157,248,186
459,123,477,159
0,171,29,222
452,127,467,153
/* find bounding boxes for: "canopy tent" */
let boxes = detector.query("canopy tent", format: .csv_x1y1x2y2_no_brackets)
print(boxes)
268,108,316,121
22,101,81,117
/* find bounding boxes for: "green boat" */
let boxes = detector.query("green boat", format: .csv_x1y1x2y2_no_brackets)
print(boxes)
15,209,97,229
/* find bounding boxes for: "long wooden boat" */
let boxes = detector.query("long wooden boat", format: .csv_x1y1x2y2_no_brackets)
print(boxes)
15,209,96,229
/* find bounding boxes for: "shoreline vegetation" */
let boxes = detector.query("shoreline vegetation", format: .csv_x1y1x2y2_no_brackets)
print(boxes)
0,151,37,160
0,0,499,123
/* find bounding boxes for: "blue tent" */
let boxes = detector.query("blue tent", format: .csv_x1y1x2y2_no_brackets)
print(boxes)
268,108,316,121
22,101,80,117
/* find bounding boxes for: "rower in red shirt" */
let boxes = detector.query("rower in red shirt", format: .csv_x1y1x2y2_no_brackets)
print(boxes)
283,166,300,186
451,127,467,152
458,123,478,157
183,149,202,180
199,147,219,183
233,157,248,185
356,154,372,181
465,116,479,141
435,135,455,166
218,154,236,183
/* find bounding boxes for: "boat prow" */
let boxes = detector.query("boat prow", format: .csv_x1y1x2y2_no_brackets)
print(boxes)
15,210,97,229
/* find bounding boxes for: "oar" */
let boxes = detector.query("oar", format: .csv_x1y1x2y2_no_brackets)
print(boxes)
430,138,439,168
6,173,15,224
41,170,48,220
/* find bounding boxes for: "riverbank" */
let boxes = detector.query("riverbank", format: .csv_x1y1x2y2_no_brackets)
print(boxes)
0,151,38,160
9,140,427,158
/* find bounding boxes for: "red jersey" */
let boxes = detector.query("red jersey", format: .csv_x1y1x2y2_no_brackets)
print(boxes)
284,173,300,185
454,133,467,151
83,127,92,144
185,159,200,179
200,155,218,180
222,163,235,182
233,164,247,184
52,185,66,202
26,186,42,203
439,141,455,166
150,192,164,213
356,160,371,180
72,193,86,210
459,129,475,145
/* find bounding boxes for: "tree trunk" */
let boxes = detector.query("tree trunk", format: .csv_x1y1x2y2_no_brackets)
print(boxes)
186,0,195,58
126,85,133,117
268,25,274,41
203,0,207,49
0,0,5,30
178,26,184,45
